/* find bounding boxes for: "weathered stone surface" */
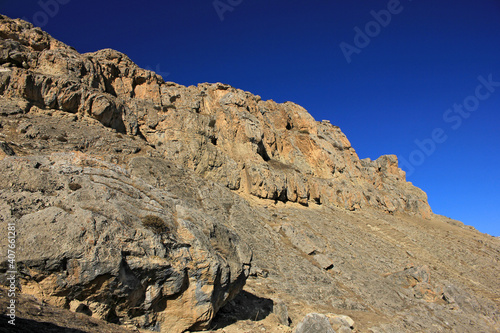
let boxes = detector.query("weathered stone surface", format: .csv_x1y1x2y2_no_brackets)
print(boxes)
1,14,499,333
273,298,290,326
325,314,354,331
0,153,251,332
294,313,335,333
0,140,14,157
0,14,431,218
0,288,139,333
313,254,334,270
280,223,320,255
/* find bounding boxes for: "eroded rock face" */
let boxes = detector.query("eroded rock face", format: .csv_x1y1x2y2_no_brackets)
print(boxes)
0,14,430,218
0,153,251,332
2,14,499,333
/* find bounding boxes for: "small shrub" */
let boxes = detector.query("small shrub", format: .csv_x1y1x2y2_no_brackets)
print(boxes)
142,215,169,234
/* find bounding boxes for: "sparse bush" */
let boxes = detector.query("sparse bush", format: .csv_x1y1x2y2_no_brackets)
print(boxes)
142,215,169,234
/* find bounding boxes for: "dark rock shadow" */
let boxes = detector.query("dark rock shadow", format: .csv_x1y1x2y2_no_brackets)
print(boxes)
0,315,87,333
209,290,274,330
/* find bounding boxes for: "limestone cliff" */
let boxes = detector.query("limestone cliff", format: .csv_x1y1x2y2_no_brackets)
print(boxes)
1,14,499,333
0,14,430,218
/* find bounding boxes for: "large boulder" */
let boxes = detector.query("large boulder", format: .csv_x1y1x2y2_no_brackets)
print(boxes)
0,153,252,332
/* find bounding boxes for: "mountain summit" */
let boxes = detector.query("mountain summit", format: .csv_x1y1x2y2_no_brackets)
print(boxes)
0,14,498,333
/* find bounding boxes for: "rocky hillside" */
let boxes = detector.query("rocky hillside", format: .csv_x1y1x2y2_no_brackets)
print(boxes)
0,14,499,333
0,15,430,217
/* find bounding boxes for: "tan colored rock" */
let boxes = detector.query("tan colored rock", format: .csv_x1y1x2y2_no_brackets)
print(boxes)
2,14,499,333
325,314,354,330
0,153,252,332
0,13,431,218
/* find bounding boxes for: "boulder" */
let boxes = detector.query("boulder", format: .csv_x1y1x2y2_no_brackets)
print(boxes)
294,313,335,333
326,313,354,331
0,153,251,332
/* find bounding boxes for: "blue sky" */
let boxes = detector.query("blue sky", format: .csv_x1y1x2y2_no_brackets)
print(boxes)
2,0,499,236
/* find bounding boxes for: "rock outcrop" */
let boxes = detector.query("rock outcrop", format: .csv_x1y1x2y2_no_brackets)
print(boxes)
294,313,335,333
0,14,430,218
1,14,499,333
0,152,252,332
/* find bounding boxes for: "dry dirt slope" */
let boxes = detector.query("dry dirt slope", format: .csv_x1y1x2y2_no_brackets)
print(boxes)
0,14,499,333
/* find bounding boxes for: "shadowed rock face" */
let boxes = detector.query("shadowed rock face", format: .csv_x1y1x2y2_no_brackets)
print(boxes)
1,14,499,333
0,14,430,217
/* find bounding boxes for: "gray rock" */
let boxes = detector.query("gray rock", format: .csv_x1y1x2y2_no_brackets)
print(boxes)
280,223,319,255
294,313,335,333
0,153,252,333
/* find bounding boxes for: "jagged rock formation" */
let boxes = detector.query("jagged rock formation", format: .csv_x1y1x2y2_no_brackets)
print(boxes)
1,14,499,333
0,14,430,217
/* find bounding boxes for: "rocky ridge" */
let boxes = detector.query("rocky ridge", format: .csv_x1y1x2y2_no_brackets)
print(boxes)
0,14,430,217
0,14,499,333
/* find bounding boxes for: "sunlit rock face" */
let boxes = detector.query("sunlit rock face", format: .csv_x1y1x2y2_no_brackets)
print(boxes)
0,14,430,218
4,14,499,333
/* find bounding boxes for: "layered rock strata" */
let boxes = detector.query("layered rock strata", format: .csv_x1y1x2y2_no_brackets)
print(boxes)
0,14,430,218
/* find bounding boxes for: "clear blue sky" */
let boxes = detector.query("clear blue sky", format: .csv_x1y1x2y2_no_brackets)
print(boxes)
2,0,499,236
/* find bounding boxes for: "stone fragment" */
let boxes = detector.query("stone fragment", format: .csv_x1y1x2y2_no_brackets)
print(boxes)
280,223,318,255
313,253,334,270
326,313,354,330
294,313,335,333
